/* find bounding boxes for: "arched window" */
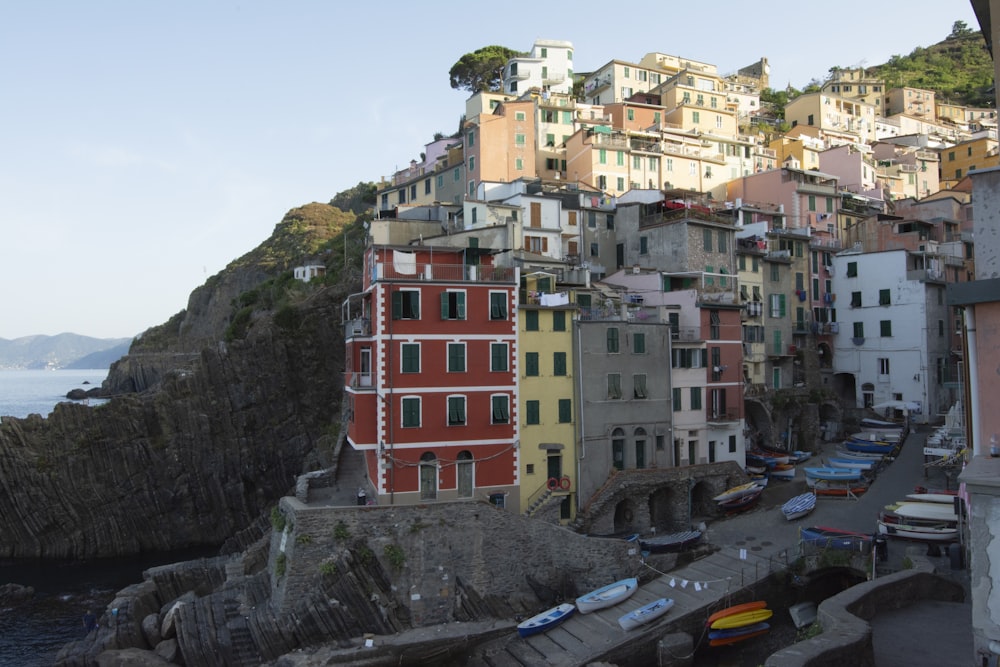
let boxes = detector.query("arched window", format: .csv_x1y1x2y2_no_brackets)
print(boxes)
457,451,473,498
420,452,438,500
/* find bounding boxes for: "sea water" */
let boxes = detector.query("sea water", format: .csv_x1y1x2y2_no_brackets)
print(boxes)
0,369,109,420
0,370,214,665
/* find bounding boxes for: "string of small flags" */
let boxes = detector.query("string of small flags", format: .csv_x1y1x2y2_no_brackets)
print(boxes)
639,547,759,592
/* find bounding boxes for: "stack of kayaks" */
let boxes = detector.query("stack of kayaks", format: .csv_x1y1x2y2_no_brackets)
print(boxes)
706,601,772,646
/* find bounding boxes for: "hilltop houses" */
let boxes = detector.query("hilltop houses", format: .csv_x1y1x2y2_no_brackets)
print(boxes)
342,35,982,524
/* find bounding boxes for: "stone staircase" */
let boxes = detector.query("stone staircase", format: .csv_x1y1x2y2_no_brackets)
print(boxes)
335,438,371,499
523,487,554,516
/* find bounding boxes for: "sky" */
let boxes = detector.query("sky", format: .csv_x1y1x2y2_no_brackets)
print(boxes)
0,1,982,340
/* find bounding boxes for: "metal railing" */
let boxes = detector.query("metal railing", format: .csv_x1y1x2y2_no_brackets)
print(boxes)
375,262,516,283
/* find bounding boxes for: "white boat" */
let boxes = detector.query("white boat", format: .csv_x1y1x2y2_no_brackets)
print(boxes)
905,493,957,505
826,457,875,471
781,493,816,521
575,577,638,614
877,519,958,542
884,502,957,523
712,481,765,503
517,603,576,637
618,597,674,631
834,447,887,461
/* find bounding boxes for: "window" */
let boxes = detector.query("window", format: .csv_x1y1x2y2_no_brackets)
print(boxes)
607,327,620,353
718,231,727,253
558,398,572,423
640,236,648,255
525,310,539,331
467,156,475,172
847,262,858,277
808,195,816,211
878,358,890,375
616,151,625,166
526,400,540,425
703,228,713,251
525,352,539,377
690,387,702,410
553,351,567,376
672,387,681,410
491,395,509,424
692,111,700,123
447,396,466,425
391,290,420,319
590,242,599,257
440,291,466,320
879,288,891,306
880,320,892,337
710,310,720,339
853,322,864,338
447,343,466,372
633,332,645,354
607,373,622,399
599,149,607,164
490,292,507,320
490,343,508,371
770,263,780,282
402,397,421,427
851,291,862,307
401,343,420,373
515,133,526,146
633,374,648,399
769,293,786,318
552,310,566,331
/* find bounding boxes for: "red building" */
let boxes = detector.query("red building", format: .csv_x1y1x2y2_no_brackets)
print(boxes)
343,245,519,505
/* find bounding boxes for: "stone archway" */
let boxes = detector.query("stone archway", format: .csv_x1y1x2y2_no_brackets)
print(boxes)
744,399,775,450
817,401,843,442
648,487,675,531
613,497,639,534
690,480,716,526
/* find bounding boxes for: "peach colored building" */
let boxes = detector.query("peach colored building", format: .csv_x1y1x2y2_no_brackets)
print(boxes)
464,99,538,199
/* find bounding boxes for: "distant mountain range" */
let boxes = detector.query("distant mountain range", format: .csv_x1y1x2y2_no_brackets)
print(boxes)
0,334,133,370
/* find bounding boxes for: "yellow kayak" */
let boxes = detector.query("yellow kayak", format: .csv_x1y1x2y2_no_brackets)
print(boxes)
710,608,773,630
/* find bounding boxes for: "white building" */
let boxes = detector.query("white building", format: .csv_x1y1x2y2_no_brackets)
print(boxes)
502,40,575,97
831,248,951,423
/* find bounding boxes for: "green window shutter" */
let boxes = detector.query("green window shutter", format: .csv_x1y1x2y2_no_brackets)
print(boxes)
607,328,619,352
558,398,571,423
457,293,465,319
392,292,402,319
633,333,645,354
526,352,539,376
526,400,540,425
552,310,566,331
402,344,419,372
553,352,566,376
672,387,681,410
779,294,786,317
440,292,449,319
448,344,465,372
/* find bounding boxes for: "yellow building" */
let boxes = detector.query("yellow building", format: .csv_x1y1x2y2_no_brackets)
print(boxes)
784,92,877,145
885,87,937,119
939,135,1000,189
769,135,824,173
518,271,578,521
821,67,886,112
736,237,766,389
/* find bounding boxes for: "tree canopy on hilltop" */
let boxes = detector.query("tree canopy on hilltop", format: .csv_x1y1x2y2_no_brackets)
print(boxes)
329,181,376,216
449,46,523,93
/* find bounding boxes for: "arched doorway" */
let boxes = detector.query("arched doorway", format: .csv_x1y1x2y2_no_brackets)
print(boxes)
634,427,647,469
614,498,638,533
419,451,438,500
611,428,625,471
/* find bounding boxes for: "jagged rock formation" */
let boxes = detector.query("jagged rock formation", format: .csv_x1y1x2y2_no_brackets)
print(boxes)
0,203,359,559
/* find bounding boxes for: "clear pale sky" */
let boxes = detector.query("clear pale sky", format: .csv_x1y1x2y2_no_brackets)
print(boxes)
0,1,981,340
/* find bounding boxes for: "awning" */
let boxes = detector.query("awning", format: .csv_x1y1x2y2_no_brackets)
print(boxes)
538,443,565,450
592,125,612,134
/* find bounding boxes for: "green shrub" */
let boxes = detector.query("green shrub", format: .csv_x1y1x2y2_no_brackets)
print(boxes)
319,560,337,576
270,506,286,531
333,522,350,540
384,544,405,570
296,533,312,545
275,553,287,577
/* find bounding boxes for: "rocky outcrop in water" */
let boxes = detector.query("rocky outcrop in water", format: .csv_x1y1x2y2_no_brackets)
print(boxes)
0,204,359,559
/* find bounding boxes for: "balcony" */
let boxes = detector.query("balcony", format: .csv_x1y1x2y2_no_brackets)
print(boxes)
906,268,945,283
899,164,919,173
589,133,630,149
344,318,371,339
374,262,516,283
915,151,937,161
508,67,531,81
344,371,374,390
671,326,703,342
708,408,741,424
542,70,566,84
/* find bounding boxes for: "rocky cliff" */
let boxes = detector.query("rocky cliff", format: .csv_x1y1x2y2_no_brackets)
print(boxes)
0,203,360,559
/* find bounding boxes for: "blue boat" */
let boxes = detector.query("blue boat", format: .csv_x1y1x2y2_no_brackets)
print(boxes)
517,603,575,637
708,621,771,640
575,577,638,614
827,456,875,471
800,526,873,550
618,597,674,631
804,467,862,482
844,438,896,455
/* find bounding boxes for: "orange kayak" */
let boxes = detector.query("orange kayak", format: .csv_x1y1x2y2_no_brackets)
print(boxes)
706,600,767,627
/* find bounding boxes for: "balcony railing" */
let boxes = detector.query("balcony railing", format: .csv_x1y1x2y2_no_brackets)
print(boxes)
344,319,371,339
344,371,374,390
375,262,516,283
671,326,703,342
707,408,741,423
906,268,945,283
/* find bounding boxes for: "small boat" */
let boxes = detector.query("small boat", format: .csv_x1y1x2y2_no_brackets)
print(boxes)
877,519,959,542
712,481,764,503
719,487,763,514
575,577,638,614
843,439,896,455
618,597,674,631
826,457,876,471
884,502,957,522
804,467,862,482
788,601,817,629
639,530,702,553
749,448,791,465
913,485,957,496
811,481,869,497
710,608,773,630
906,493,958,505
517,603,575,637
800,526,873,550
781,493,816,521
860,417,906,430
834,447,887,461
851,430,903,443
769,463,796,480
789,450,812,464
706,600,767,627
708,621,770,643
